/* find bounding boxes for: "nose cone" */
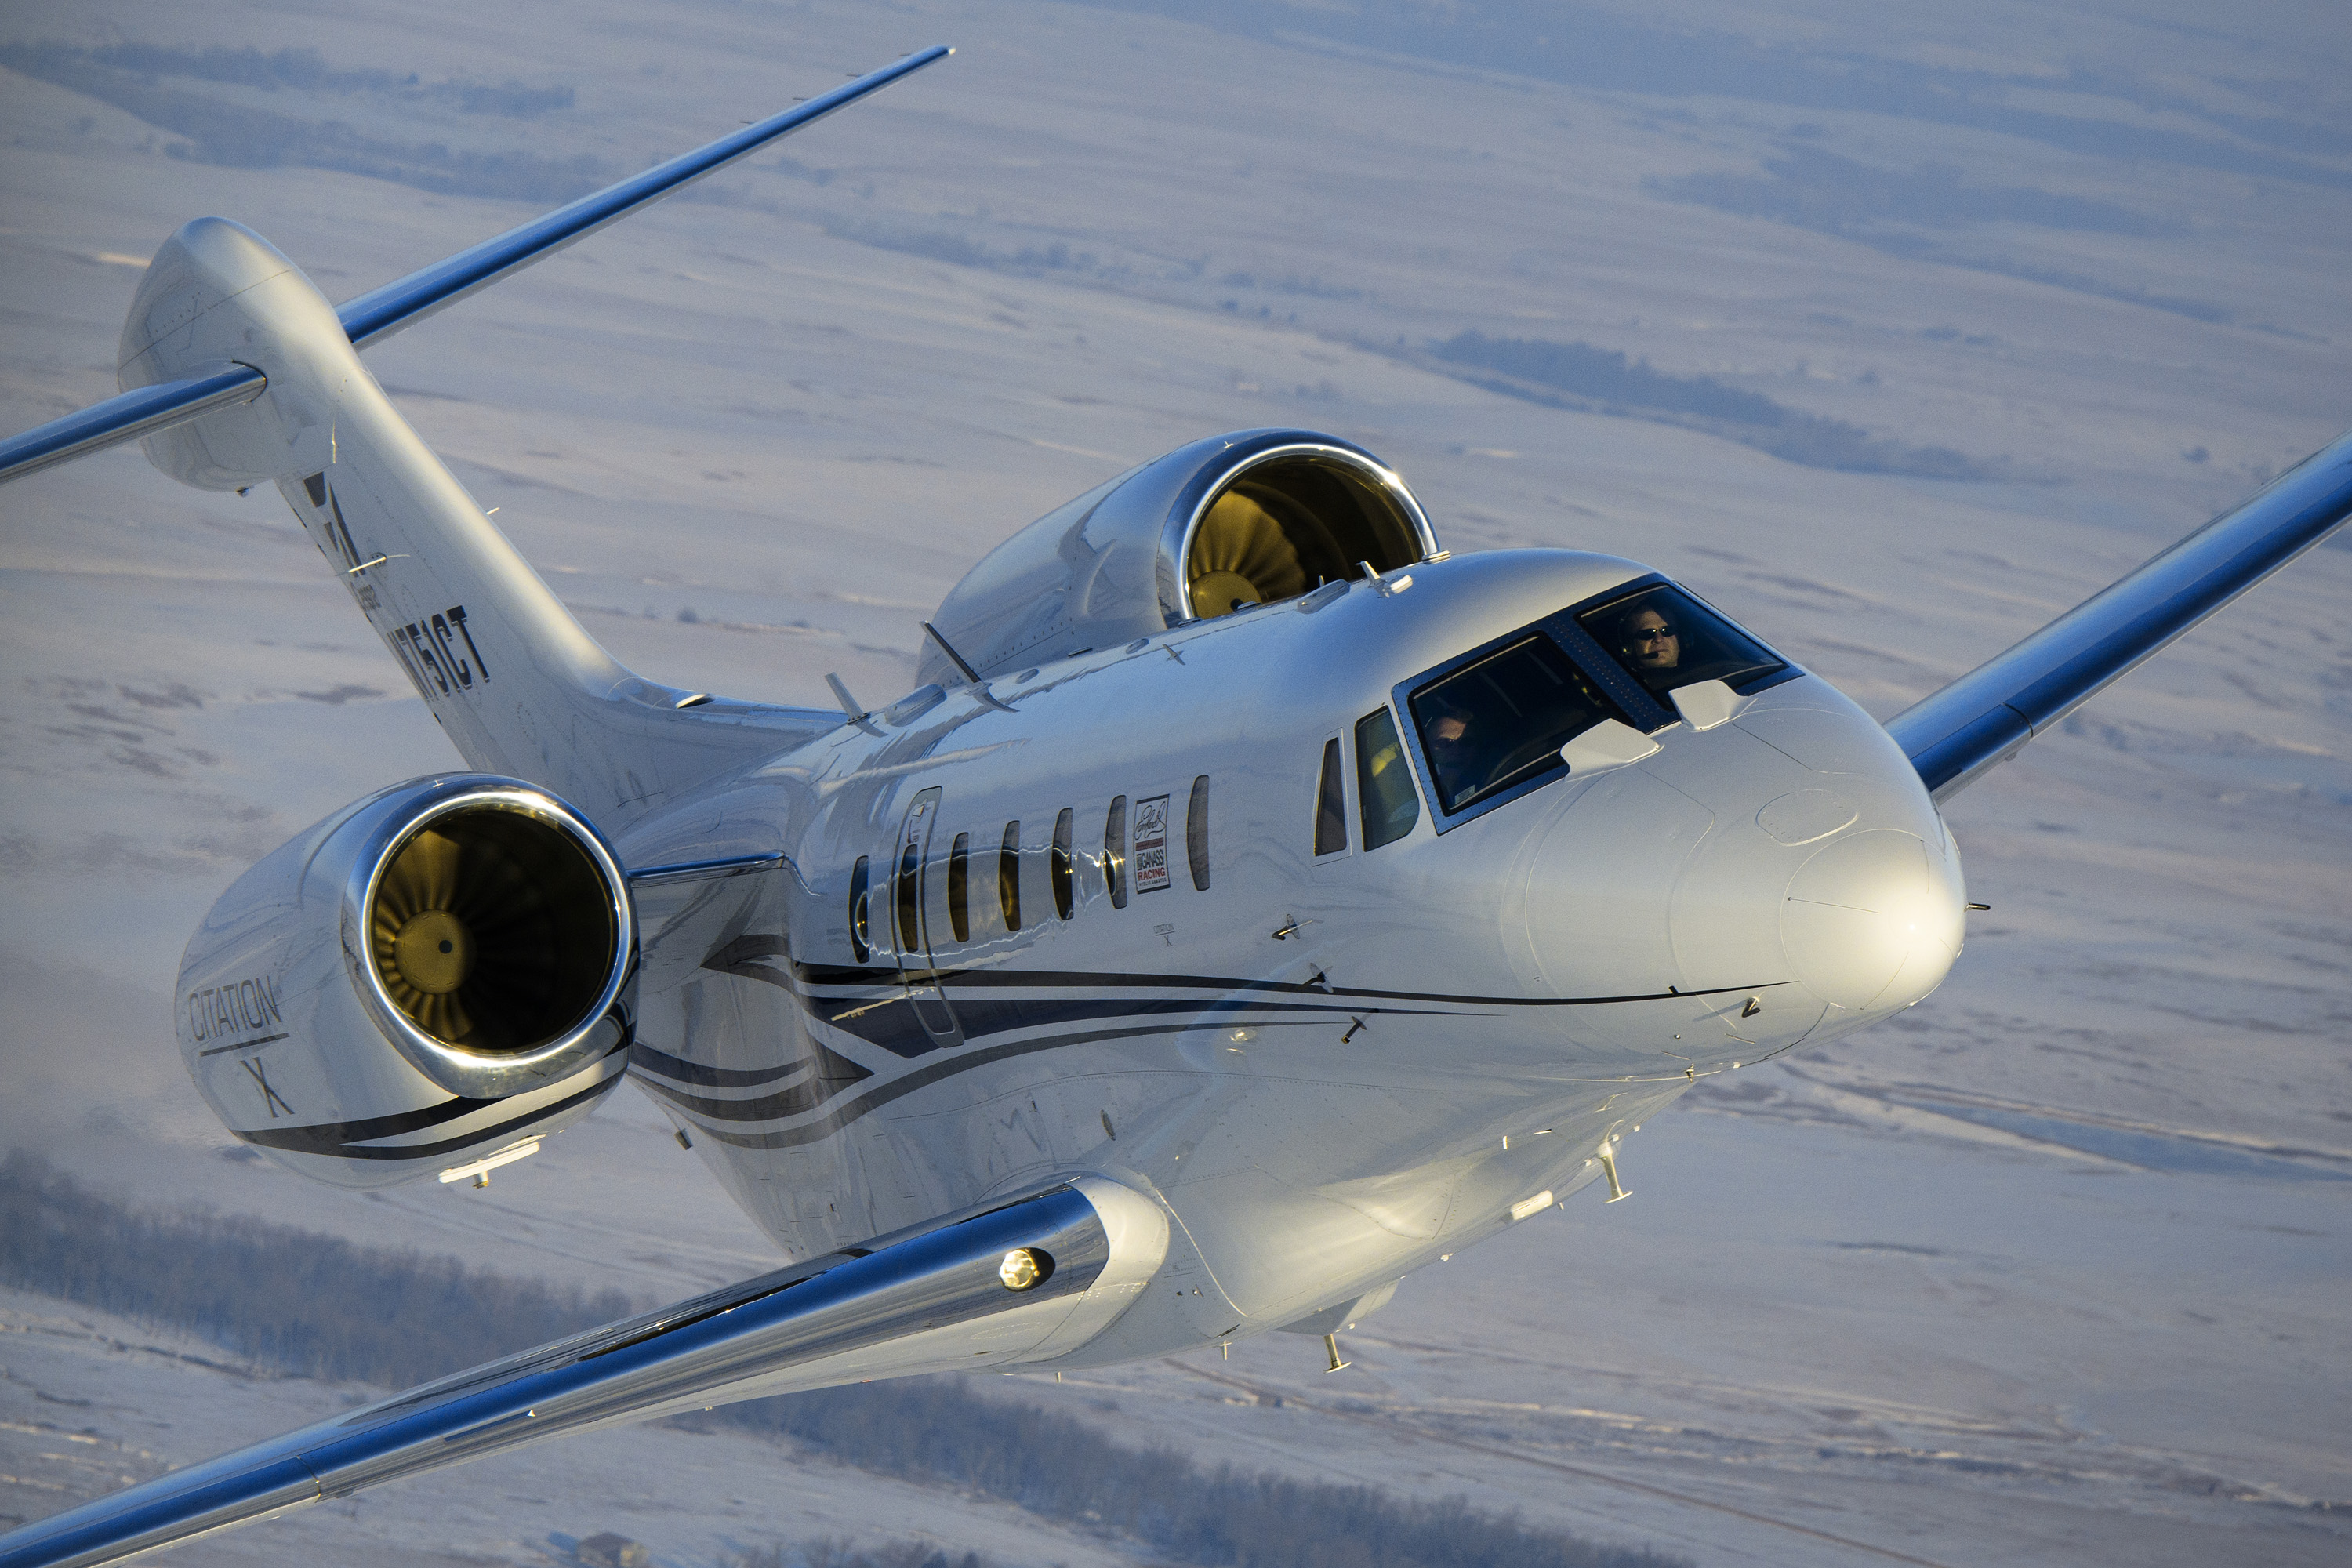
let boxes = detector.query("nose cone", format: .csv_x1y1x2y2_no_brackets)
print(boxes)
1781,828,1964,1015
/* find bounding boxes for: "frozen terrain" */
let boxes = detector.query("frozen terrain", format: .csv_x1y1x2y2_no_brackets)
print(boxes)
2,0,2347,1563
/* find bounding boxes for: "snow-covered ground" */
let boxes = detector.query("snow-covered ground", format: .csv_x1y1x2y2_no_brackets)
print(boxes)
2,1,2347,1563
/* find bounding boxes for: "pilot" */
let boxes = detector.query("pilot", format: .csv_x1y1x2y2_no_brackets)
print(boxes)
1617,605,1680,672
1425,704,1479,801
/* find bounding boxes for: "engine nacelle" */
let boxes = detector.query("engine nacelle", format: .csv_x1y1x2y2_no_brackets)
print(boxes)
176,774,637,1189
916,428,1441,686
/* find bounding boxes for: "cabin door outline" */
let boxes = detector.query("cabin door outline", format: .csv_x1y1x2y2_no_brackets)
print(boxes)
892,786,964,1048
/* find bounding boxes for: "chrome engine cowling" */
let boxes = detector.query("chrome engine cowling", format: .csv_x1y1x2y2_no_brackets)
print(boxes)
916,428,1440,685
175,774,636,1189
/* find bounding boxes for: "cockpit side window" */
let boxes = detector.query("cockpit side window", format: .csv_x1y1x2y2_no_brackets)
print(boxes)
1312,737,1348,855
1579,583,1783,700
1356,708,1420,850
1408,635,1624,815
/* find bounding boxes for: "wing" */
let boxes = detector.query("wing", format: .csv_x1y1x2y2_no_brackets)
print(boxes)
0,365,267,487
0,45,951,488
0,1178,1168,1568
1888,430,2352,801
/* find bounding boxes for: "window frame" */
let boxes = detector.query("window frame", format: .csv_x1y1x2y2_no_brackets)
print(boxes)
1104,795,1130,909
1185,775,1211,891
1393,633,1630,832
998,820,1022,932
1354,705,1422,851
847,854,871,963
1391,609,1635,835
1392,576,1800,834
893,833,923,953
1573,573,1800,706
1051,808,1075,920
1310,733,1352,859
946,831,971,944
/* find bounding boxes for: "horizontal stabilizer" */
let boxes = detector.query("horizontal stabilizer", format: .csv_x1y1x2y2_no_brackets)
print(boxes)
0,364,263,487
338,45,951,349
0,45,950,489
1889,430,2352,801
0,1178,1168,1568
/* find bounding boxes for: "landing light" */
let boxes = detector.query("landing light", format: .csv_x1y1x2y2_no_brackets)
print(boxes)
999,1247,1052,1291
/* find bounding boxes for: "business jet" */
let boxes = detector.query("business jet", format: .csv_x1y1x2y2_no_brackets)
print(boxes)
2,44,2347,1568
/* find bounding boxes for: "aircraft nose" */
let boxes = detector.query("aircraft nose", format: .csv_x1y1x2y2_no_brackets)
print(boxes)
1780,827,1965,1016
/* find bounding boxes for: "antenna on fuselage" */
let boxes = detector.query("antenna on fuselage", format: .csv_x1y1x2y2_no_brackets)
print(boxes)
825,673,882,735
923,621,1018,713
921,621,982,682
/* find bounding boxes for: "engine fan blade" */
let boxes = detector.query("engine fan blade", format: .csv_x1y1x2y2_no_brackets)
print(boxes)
1188,488,1306,614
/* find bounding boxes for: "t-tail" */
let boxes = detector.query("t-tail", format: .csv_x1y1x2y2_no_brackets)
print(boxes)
0,45,952,832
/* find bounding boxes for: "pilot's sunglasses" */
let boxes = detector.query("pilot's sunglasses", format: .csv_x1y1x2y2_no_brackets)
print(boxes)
1628,623,1676,641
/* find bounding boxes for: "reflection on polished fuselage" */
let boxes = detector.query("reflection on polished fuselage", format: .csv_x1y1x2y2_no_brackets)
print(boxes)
616,547,1965,1362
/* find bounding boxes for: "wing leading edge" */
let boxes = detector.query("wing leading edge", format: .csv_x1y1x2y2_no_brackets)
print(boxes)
1889,430,2352,802
0,45,952,489
0,1178,1170,1568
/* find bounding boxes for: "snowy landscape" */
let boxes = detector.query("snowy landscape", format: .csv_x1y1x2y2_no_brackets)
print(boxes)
2,1,2348,1563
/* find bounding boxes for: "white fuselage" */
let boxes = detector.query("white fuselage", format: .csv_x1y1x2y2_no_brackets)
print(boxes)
613,547,1965,1363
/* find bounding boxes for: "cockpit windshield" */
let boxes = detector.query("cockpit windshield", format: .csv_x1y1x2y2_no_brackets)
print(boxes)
1408,636,1624,815
1579,583,1783,701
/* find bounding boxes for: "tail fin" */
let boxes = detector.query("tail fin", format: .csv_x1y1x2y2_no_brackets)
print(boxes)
129,216,828,829
0,47,955,828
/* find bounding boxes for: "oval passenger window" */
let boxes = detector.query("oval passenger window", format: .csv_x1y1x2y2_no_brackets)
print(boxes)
947,832,971,944
999,821,1022,931
1051,808,1075,920
1104,796,1129,909
848,855,870,962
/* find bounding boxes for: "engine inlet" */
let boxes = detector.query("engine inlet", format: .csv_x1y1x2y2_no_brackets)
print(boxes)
367,798,619,1054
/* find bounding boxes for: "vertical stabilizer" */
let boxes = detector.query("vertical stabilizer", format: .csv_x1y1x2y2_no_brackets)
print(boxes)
116,219,827,829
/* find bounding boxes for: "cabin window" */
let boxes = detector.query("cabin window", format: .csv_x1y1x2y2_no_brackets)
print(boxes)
1185,775,1210,891
1410,636,1621,815
1104,796,1129,909
895,837,922,953
1578,583,1784,700
947,833,971,944
1356,709,1420,850
1313,738,1348,855
1051,808,1075,920
848,855,871,962
999,821,1022,931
